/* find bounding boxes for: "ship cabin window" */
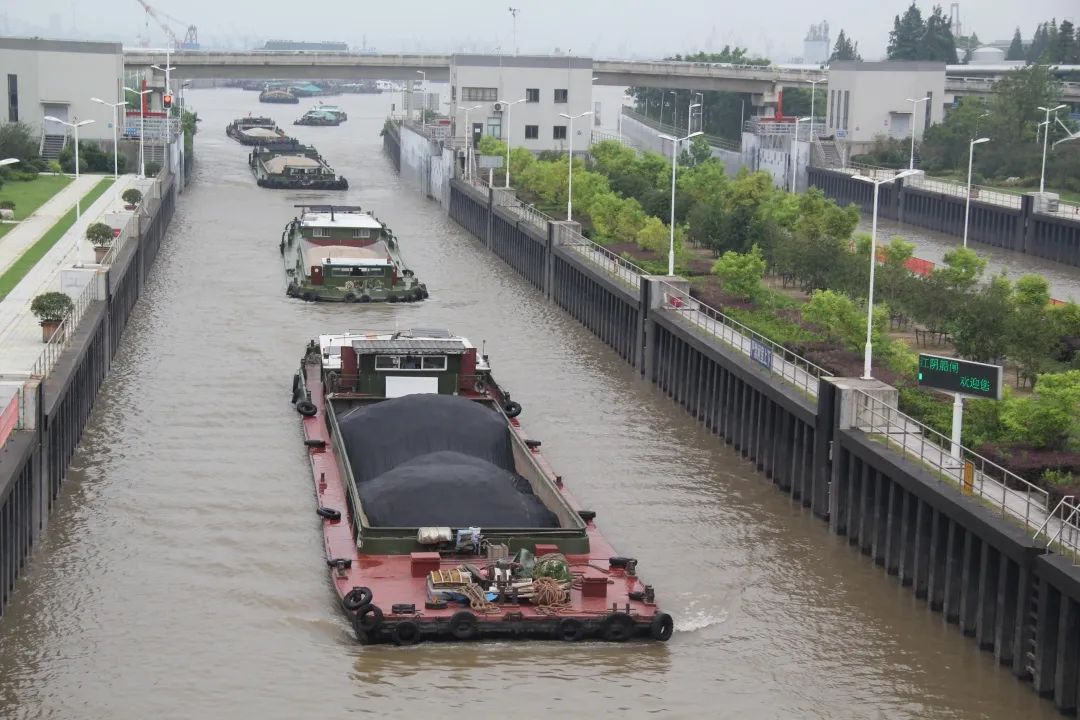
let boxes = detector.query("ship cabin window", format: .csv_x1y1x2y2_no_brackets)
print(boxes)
352,228,371,239
312,227,330,237
375,354,448,371
329,266,384,277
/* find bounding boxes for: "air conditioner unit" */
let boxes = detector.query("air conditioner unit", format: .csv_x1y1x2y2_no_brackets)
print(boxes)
493,102,504,112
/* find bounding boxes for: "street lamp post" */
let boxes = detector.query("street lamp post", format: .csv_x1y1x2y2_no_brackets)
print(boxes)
458,104,482,179
905,95,930,170
852,169,919,379
658,127,704,275
91,97,128,179
1037,104,1067,193
497,97,526,188
559,110,593,221
123,86,153,177
416,71,427,132
963,137,990,248
789,116,812,193
43,116,94,265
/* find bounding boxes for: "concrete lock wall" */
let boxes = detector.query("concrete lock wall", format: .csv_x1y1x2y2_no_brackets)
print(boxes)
441,172,1080,712
0,159,179,617
810,167,1080,266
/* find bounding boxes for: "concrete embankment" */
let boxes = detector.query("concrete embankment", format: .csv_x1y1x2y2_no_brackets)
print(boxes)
0,166,180,617
385,122,1080,712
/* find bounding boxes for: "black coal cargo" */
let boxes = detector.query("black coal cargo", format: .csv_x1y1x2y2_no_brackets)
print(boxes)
337,395,559,528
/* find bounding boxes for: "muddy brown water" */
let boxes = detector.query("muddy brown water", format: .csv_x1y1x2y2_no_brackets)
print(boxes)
0,89,1058,720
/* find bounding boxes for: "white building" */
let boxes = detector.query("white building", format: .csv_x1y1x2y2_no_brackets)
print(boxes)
0,37,124,147
825,61,946,151
449,53,595,154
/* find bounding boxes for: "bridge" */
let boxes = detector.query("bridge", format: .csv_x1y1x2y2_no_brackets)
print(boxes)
121,50,1080,102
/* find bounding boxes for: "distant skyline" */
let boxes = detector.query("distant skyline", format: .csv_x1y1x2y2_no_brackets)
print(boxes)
4,0,1078,61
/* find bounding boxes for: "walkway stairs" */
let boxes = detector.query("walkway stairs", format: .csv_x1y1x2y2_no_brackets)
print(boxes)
39,134,67,161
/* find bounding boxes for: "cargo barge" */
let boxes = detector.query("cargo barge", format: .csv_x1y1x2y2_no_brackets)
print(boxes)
249,145,348,190
281,205,427,302
291,329,673,645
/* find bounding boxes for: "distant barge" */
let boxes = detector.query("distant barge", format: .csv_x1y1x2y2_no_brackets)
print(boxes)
226,117,297,146
292,329,673,645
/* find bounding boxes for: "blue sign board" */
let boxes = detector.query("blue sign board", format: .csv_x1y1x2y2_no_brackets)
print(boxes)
750,339,773,369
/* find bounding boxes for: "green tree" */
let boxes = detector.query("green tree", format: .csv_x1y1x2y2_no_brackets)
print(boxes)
688,136,713,165
1056,20,1078,64
830,29,862,61
476,135,507,157
920,96,991,171
888,2,925,60
1009,274,1059,386
0,122,42,169
635,216,671,254
948,274,1013,362
711,244,766,300
1006,27,1025,60
923,6,960,63
933,247,987,293
801,289,882,352
1000,370,1080,450
686,196,726,254
987,65,1062,146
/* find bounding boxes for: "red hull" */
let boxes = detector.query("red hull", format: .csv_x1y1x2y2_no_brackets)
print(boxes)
297,359,672,644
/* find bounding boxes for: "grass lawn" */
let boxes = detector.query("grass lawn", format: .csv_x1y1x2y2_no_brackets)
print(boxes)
0,174,74,221
0,224,12,241
0,178,114,301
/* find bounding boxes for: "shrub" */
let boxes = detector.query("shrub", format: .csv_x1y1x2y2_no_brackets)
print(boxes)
0,200,14,211
121,188,143,206
47,160,62,175
711,244,766,301
145,161,162,177
30,292,73,322
86,222,115,247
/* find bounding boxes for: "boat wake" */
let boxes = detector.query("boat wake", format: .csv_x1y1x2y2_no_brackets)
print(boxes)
675,608,728,633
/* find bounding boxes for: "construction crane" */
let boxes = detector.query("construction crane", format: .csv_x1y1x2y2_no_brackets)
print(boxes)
134,0,199,50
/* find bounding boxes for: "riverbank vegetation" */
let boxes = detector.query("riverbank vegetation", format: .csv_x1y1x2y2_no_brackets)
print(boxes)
495,136,1080,496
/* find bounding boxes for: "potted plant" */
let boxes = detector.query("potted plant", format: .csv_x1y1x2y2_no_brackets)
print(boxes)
0,200,13,221
30,292,73,342
86,221,115,263
122,188,143,210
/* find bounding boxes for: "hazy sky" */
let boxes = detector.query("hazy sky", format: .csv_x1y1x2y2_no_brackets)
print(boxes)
6,0,1078,61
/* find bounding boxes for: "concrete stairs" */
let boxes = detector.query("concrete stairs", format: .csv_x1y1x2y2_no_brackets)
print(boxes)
817,140,843,168
39,134,67,160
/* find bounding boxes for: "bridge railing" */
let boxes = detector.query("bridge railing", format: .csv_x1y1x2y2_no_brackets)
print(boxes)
905,173,1024,210
656,280,826,397
621,107,741,151
852,388,1050,532
558,227,645,289
493,189,552,234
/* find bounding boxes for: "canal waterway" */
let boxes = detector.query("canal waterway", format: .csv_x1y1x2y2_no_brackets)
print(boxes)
0,89,1059,719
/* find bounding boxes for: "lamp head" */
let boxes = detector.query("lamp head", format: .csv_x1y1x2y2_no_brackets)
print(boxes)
687,130,704,139
972,137,990,145
559,112,571,119
0,158,19,167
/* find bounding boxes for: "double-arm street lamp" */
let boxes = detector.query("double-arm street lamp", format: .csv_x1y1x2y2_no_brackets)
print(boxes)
789,116,812,193
497,97,526,188
559,110,593,221
43,116,95,222
852,168,920,379
659,115,703,275
91,97,128,179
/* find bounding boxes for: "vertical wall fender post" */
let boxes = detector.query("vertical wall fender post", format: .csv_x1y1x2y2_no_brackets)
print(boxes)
815,377,838,522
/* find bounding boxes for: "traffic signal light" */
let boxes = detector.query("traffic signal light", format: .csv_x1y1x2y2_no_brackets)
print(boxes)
163,93,173,109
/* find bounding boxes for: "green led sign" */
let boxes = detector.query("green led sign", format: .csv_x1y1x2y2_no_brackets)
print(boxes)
917,353,1002,400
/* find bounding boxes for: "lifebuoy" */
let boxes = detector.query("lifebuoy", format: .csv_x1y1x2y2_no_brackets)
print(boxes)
355,603,383,631
448,611,478,640
504,401,522,418
649,613,674,641
557,618,585,642
296,400,317,417
600,612,635,642
342,586,373,612
392,621,420,646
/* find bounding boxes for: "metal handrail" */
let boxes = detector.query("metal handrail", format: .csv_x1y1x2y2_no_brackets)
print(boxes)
906,173,1024,210
493,190,553,233
657,279,826,396
852,388,1050,530
558,226,645,288
29,277,101,378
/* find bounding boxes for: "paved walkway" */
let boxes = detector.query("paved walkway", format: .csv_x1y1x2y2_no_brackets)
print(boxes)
0,175,99,276
0,174,144,376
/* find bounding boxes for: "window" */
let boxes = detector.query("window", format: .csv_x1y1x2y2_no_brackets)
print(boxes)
463,87,498,102
553,125,567,140
524,125,539,139
486,116,502,139
312,227,329,237
828,89,835,129
352,228,371,239
842,90,850,130
526,88,540,103
6,74,16,123
554,89,568,103
375,355,447,371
